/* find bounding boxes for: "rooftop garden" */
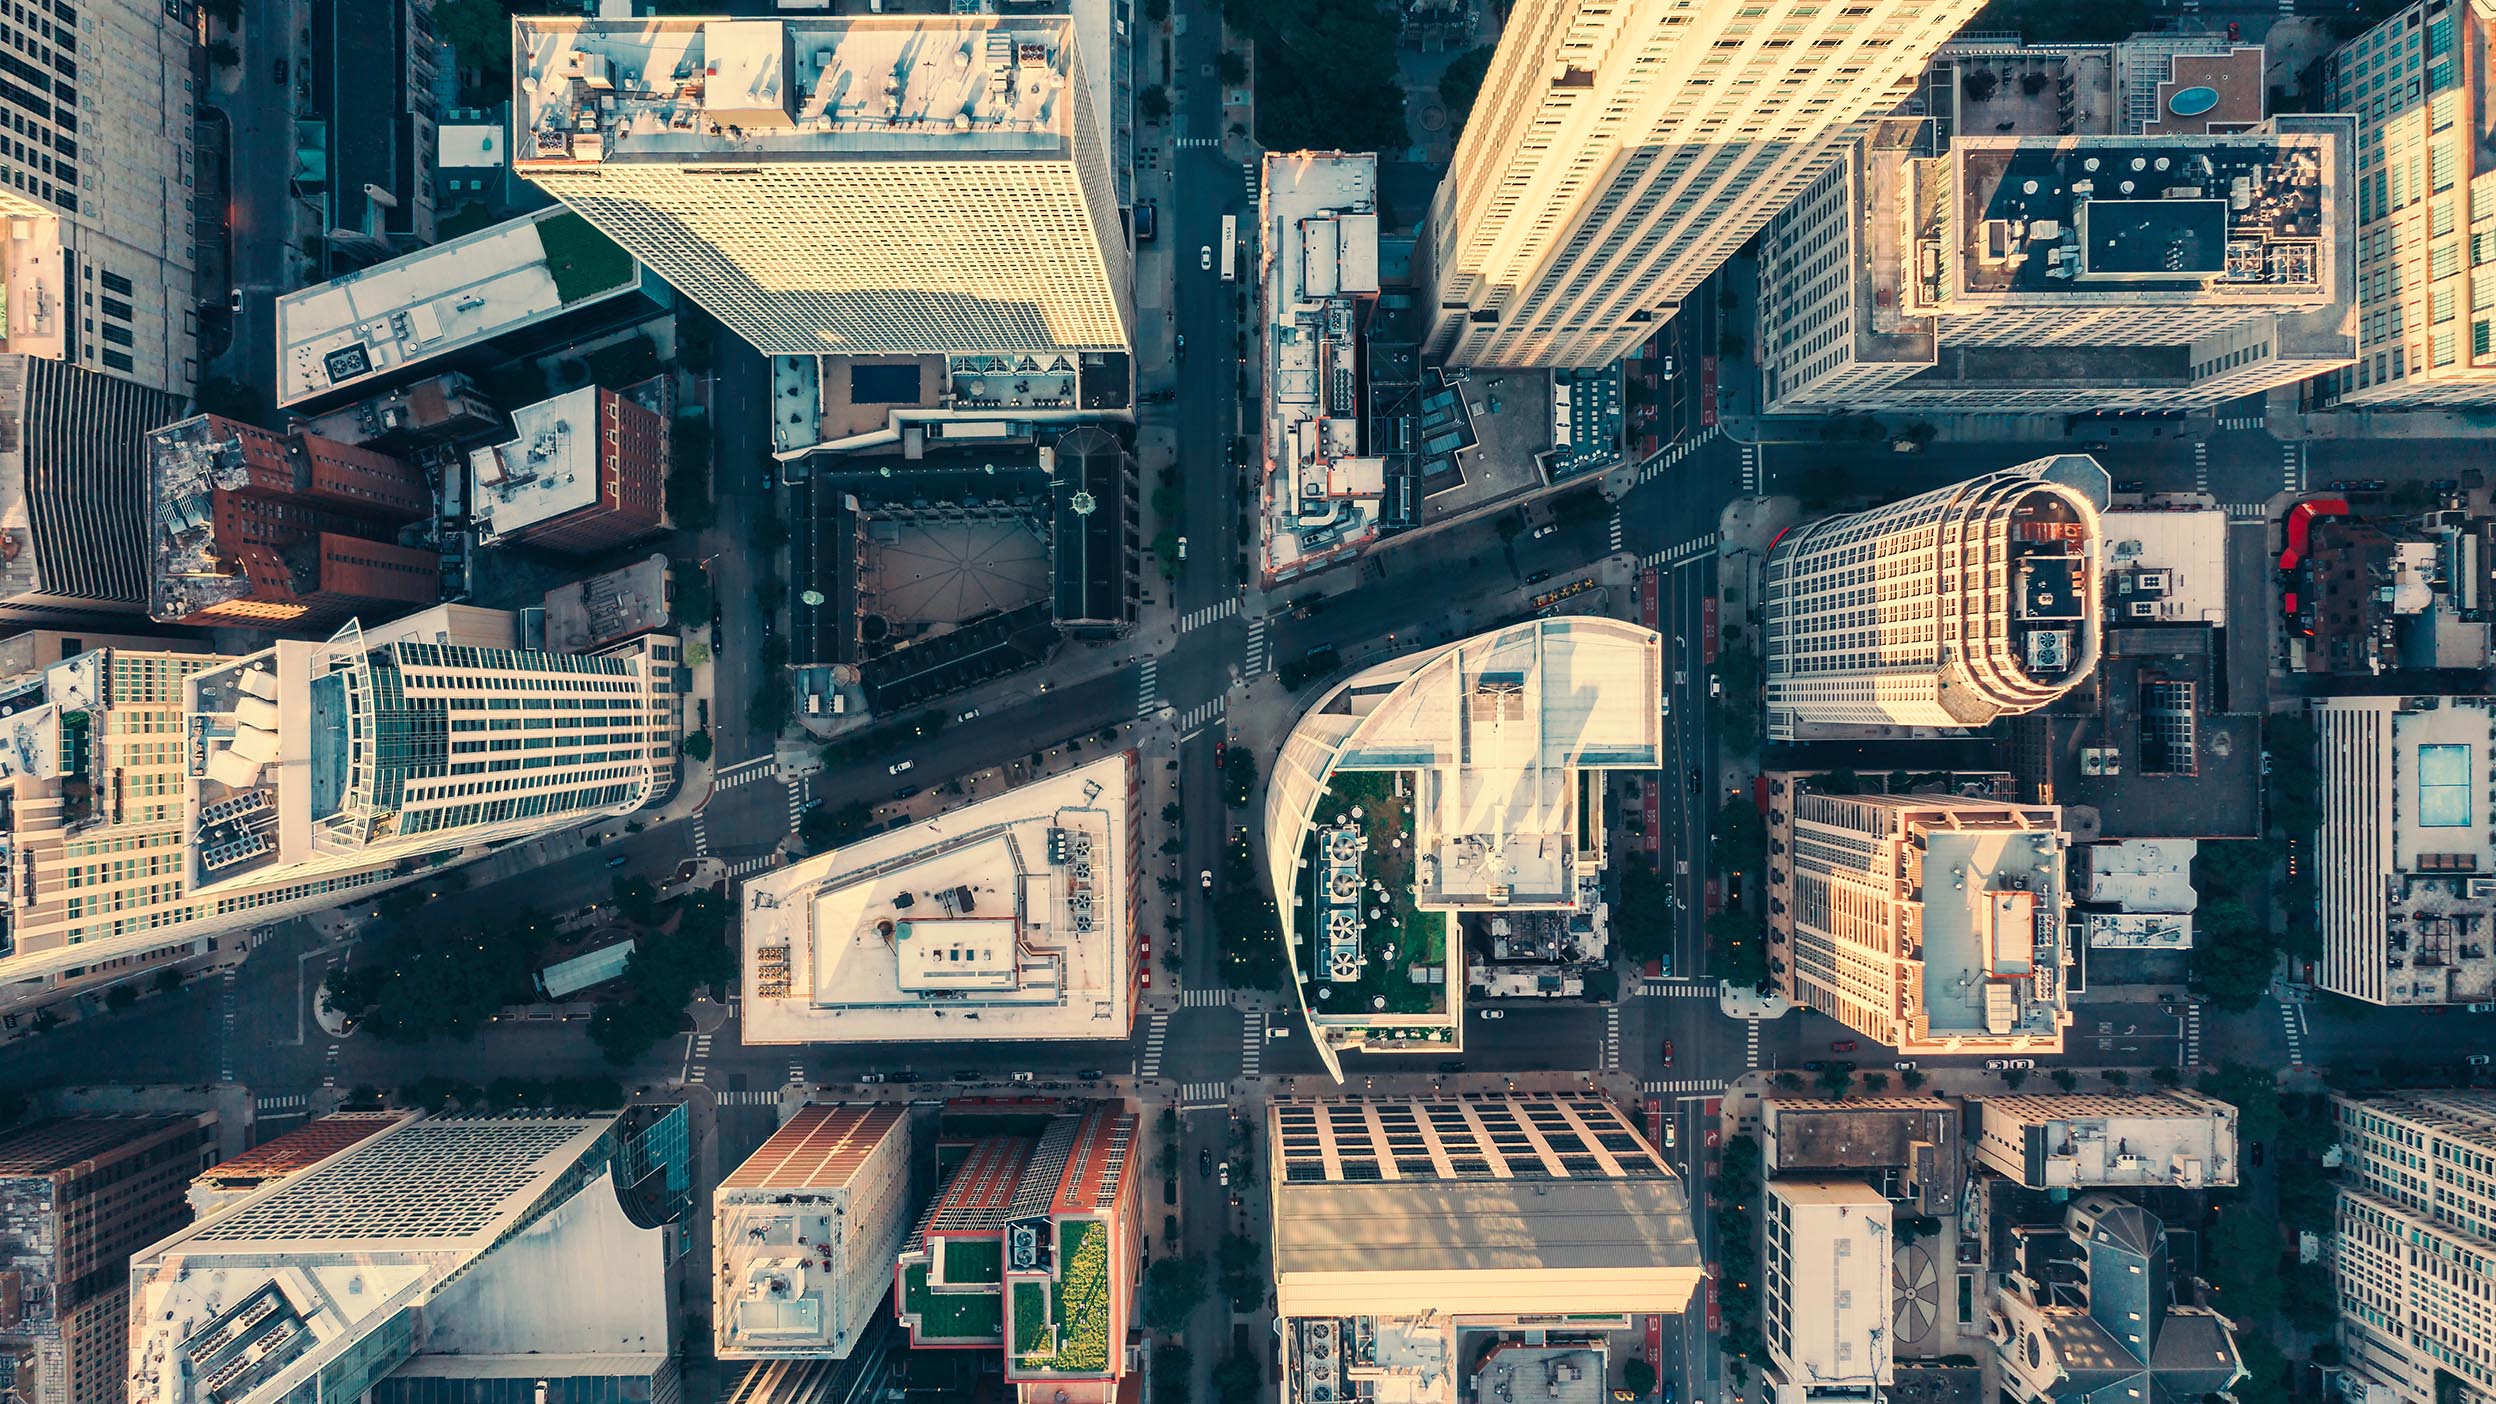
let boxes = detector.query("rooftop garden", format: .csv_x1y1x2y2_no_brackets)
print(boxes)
944,1237,1003,1284
535,212,635,304
902,1261,1002,1342
1296,770,1447,1020
1015,1219,1112,1376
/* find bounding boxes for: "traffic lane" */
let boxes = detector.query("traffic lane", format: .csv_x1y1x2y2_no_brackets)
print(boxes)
1177,728,1226,986
812,668,1134,810
0,961,227,1088
1262,523,1625,664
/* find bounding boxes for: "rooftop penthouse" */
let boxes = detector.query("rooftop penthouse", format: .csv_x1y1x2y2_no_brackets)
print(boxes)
513,15,1081,169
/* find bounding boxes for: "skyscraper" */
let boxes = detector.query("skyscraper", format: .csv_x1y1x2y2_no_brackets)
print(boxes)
2332,1091,2496,1402
714,1105,912,1361
0,609,680,1002
1422,0,1984,368
0,1115,216,1404
512,16,1132,357
0,357,190,626
2313,694,2496,1006
1760,454,2107,739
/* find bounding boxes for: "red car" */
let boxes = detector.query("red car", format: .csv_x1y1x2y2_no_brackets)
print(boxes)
1831,1040,1858,1053
1661,1039,1675,1067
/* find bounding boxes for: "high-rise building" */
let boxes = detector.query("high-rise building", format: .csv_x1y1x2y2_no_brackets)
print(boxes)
1266,1094,1701,1404
1756,113,2358,413
1971,1091,2240,1189
512,16,1132,358
0,1115,216,1404
129,1112,690,1404
1765,775,2073,1055
1421,0,1984,368
1761,454,2107,739
1762,1180,1891,1404
2324,0,2496,405
316,0,442,256
471,386,670,555
1258,152,1391,583
0,608,679,1001
714,1105,913,1361
1264,618,1662,1078
1988,1196,2244,1404
2332,1091,2496,1402
2314,695,2496,1006
185,1111,414,1218
0,0,197,391
0,357,190,625
892,1101,1139,1400
148,415,442,629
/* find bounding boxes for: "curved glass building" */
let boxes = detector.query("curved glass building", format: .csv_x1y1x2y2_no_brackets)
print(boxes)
1262,617,1664,1080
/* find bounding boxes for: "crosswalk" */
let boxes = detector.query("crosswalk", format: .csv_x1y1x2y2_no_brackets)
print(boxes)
219,971,238,1084
1638,979,1719,998
684,1031,716,1084
1243,616,1271,678
2217,415,2265,432
1182,987,1237,1008
2221,502,2272,522
2192,440,2210,495
788,1059,807,1085
691,813,710,856
1176,136,1222,149
2280,442,2306,494
1601,1006,1621,1071
784,776,809,834
715,756,777,791
727,855,777,879
1180,597,1242,632
1177,697,1225,735
2278,999,2306,1067
2277,0,2294,14
1639,533,1719,571
1240,1013,1265,1079
2184,1001,2203,1069
1134,658,1162,718
1608,507,1625,553
1639,1079,1728,1096
1179,1081,1230,1105
716,1090,781,1107
254,1093,308,1114
1138,1011,1171,1079
1739,443,1761,495
1633,425,1722,486
1745,1020,1762,1069
321,1042,339,1091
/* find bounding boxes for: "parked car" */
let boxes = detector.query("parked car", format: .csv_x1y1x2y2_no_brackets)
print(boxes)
1218,1163,1231,1188
1200,245,1212,271
1532,523,1558,540
1893,1060,1918,1072
2113,479,2148,495
1479,1008,1505,1020
889,759,915,776
272,57,288,83
957,707,981,722
1831,1040,1858,1053
1663,1122,1678,1149
2471,1054,2493,1067
2250,1141,2266,1165
1438,1060,1466,1073
894,784,921,800
953,1070,981,1081
1525,569,1553,585
858,1072,888,1084
1200,869,1214,890
889,1070,923,1083
1200,1149,1214,1178
1984,1057,2038,1071
1076,1067,1104,1080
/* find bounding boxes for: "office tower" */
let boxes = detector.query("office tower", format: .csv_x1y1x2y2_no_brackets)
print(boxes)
1971,1091,2240,1189
2333,1091,2496,1402
0,608,680,1000
0,357,189,625
317,0,442,255
512,16,1132,357
1259,152,1390,582
0,0,197,391
1264,618,1662,1079
742,752,1137,1047
1756,113,2357,413
1267,1094,1700,1404
2326,1,2496,405
1989,1196,2244,1404
714,1105,912,1360
1760,454,2107,739
471,387,669,555
149,415,441,629
2313,695,2496,1006
0,1116,215,1404
1764,775,2073,1055
1762,1181,1891,1404
893,1102,1140,1398
1422,0,1985,368
129,1113,690,1404
185,1111,414,1218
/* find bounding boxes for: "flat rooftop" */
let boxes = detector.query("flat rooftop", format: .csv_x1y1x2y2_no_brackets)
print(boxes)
1762,1097,1958,1171
275,208,641,406
1261,151,1383,581
2104,508,2227,625
740,752,1134,1044
1948,133,2333,301
1911,819,2067,1041
1976,1091,2238,1189
513,16,1079,169
471,386,602,542
1767,1180,1892,1389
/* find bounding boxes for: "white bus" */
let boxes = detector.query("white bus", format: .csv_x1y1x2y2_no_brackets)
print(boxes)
1220,214,1238,281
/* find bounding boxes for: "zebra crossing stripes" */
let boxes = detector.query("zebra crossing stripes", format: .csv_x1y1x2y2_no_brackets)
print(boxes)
1608,508,1625,552
1181,987,1237,1008
1744,1020,1762,1070
1739,443,1760,495
1240,1013,1265,1079
716,1090,782,1106
254,1094,308,1114
2183,1002,2203,1069
690,813,710,857
2277,0,2294,14
1180,598,1242,631
2278,1000,2305,1067
785,776,808,834
2281,442,2305,494
2217,415,2265,432
1138,1012,1171,1079
715,758,777,791
321,1043,340,1091
2222,503,2272,522
1179,1081,1230,1105
1601,1006,1622,1072
1639,533,1719,570
727,855,777,879
1638,1079,1728,1096
1243,617,1271,677
788,1060,806,1085
1639,979,1718,998
1240,166,1257,200
1134,658,1162,718
2192,440,2210,494
685,1032,715,1084
1633,425,1722,486
1178,697,1226,734
1176,137,1222,149
219,970,238,1084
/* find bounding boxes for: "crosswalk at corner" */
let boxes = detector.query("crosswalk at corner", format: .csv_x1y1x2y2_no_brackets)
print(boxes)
1240,1013,1264,1079
2192,440,2210,494
690,813,710,856
1633,425,1722,486
1745,1020,1762,1069
727,855,777,879
1638,979,1718,998
784,775,809,833
2281,442,2306,494
716,1090,781,1106
1179,1081,1229,1106
2278,1000,2305,1067
1639,533,1719,571
219,971,238,1083
2183,1002,2203,1068
1175,137,1222,150
1177,697,1226,735
1180,598,1242,632
1608,507,1625,552
1134,658,1161,718
685,1031,714,1084
2222,503,2271,522
2216,415,2265,432
1601,1006,1622,1072
1739,443,1760,494
1639,1079,1727,1096
1243,616,1271,678
714,756,776,791
1138,1012,1171,1079
1181,987,1237,1008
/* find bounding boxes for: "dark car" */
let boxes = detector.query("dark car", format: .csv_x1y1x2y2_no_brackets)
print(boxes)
888,1070,923,1083
952,1070,981,1081
1803,1060,1829,1073
1076,1067,1105,1081
1686,766,1702,796
2113,479,2148,495
272,57,288,83
1438,1060,1466,1073
1199,1148,1214,1179
2250,1141,2266,1166
1525,569,1553,585
894,784,921,800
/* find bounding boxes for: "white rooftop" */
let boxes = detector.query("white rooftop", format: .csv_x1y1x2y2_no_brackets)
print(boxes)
275,208,642,407
1260,151,1382,580
2080,839,2200,911
2102,509,2227,625
740,753,1134,1044
1974,1091,2239,1188
439,123,506,169
471,386,603,542
1764,1180,1893,1392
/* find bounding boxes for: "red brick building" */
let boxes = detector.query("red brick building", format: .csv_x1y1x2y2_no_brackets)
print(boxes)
471,386,667,556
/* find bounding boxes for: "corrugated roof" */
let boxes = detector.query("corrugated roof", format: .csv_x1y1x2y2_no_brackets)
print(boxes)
721,1104,904,1190
198,1111,410,1188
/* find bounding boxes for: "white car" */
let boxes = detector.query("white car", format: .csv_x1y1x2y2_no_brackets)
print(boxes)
1479,1008,1505,1020
889,759,915,776
1531,523,1558,540
1200,869,1213,890
957,707,981,723
1218,1163,1231,1187
1709,675,1724,698
1200,245,1213,271
1176,536,1188,560
1984,1057,2037,1071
